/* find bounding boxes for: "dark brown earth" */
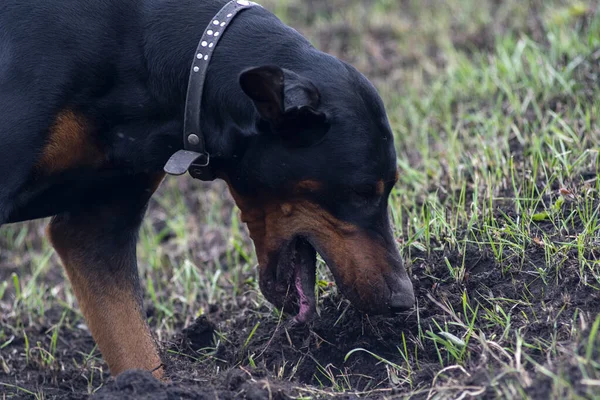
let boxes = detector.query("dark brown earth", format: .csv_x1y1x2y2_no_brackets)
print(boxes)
3,188,598,399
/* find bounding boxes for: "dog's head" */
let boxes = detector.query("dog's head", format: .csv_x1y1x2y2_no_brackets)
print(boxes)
222,62,414,319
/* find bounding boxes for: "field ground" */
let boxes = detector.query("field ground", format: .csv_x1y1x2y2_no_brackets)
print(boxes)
1,0,600,399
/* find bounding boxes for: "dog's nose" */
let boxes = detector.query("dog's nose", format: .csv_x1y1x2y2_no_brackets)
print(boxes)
390,293,414,311
389,279,415,312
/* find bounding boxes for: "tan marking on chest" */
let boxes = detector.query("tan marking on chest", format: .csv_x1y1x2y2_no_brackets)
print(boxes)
36,110,104,174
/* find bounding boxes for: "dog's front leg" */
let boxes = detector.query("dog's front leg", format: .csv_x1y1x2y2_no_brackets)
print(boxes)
46,176,165,379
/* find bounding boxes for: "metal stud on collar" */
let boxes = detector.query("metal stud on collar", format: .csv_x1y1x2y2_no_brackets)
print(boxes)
164,0,260,181
187,134,200,145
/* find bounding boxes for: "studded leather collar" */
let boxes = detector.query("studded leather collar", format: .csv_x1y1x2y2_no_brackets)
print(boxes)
164,0,259,181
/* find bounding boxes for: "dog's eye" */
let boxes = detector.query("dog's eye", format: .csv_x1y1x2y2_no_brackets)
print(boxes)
351,184,377,200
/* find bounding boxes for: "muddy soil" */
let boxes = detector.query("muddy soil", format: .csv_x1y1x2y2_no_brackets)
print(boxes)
3,218,598,399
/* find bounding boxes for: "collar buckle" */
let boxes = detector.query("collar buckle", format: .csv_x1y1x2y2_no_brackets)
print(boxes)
188,152,215,181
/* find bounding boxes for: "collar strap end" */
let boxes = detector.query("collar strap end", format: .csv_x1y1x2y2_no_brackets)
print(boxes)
164,150,210,176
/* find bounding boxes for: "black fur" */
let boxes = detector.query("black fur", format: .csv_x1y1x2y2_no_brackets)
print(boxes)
1,0,395,229
1,0,416,325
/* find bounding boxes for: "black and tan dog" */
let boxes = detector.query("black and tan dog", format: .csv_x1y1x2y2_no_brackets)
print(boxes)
0,0,415,378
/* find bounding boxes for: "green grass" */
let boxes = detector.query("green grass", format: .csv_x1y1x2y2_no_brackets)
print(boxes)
1,0,600,399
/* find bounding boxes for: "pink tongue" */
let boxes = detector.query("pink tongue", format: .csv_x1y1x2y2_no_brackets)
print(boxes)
293,264,315,324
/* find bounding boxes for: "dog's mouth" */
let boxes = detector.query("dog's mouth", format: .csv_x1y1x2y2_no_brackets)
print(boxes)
271,237,317,324
243,202,415,322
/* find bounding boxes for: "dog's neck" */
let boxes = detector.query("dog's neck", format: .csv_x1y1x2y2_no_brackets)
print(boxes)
142,1,314,172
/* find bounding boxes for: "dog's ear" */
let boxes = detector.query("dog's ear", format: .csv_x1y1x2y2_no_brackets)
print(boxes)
239,65,329,147
239,65,285,122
